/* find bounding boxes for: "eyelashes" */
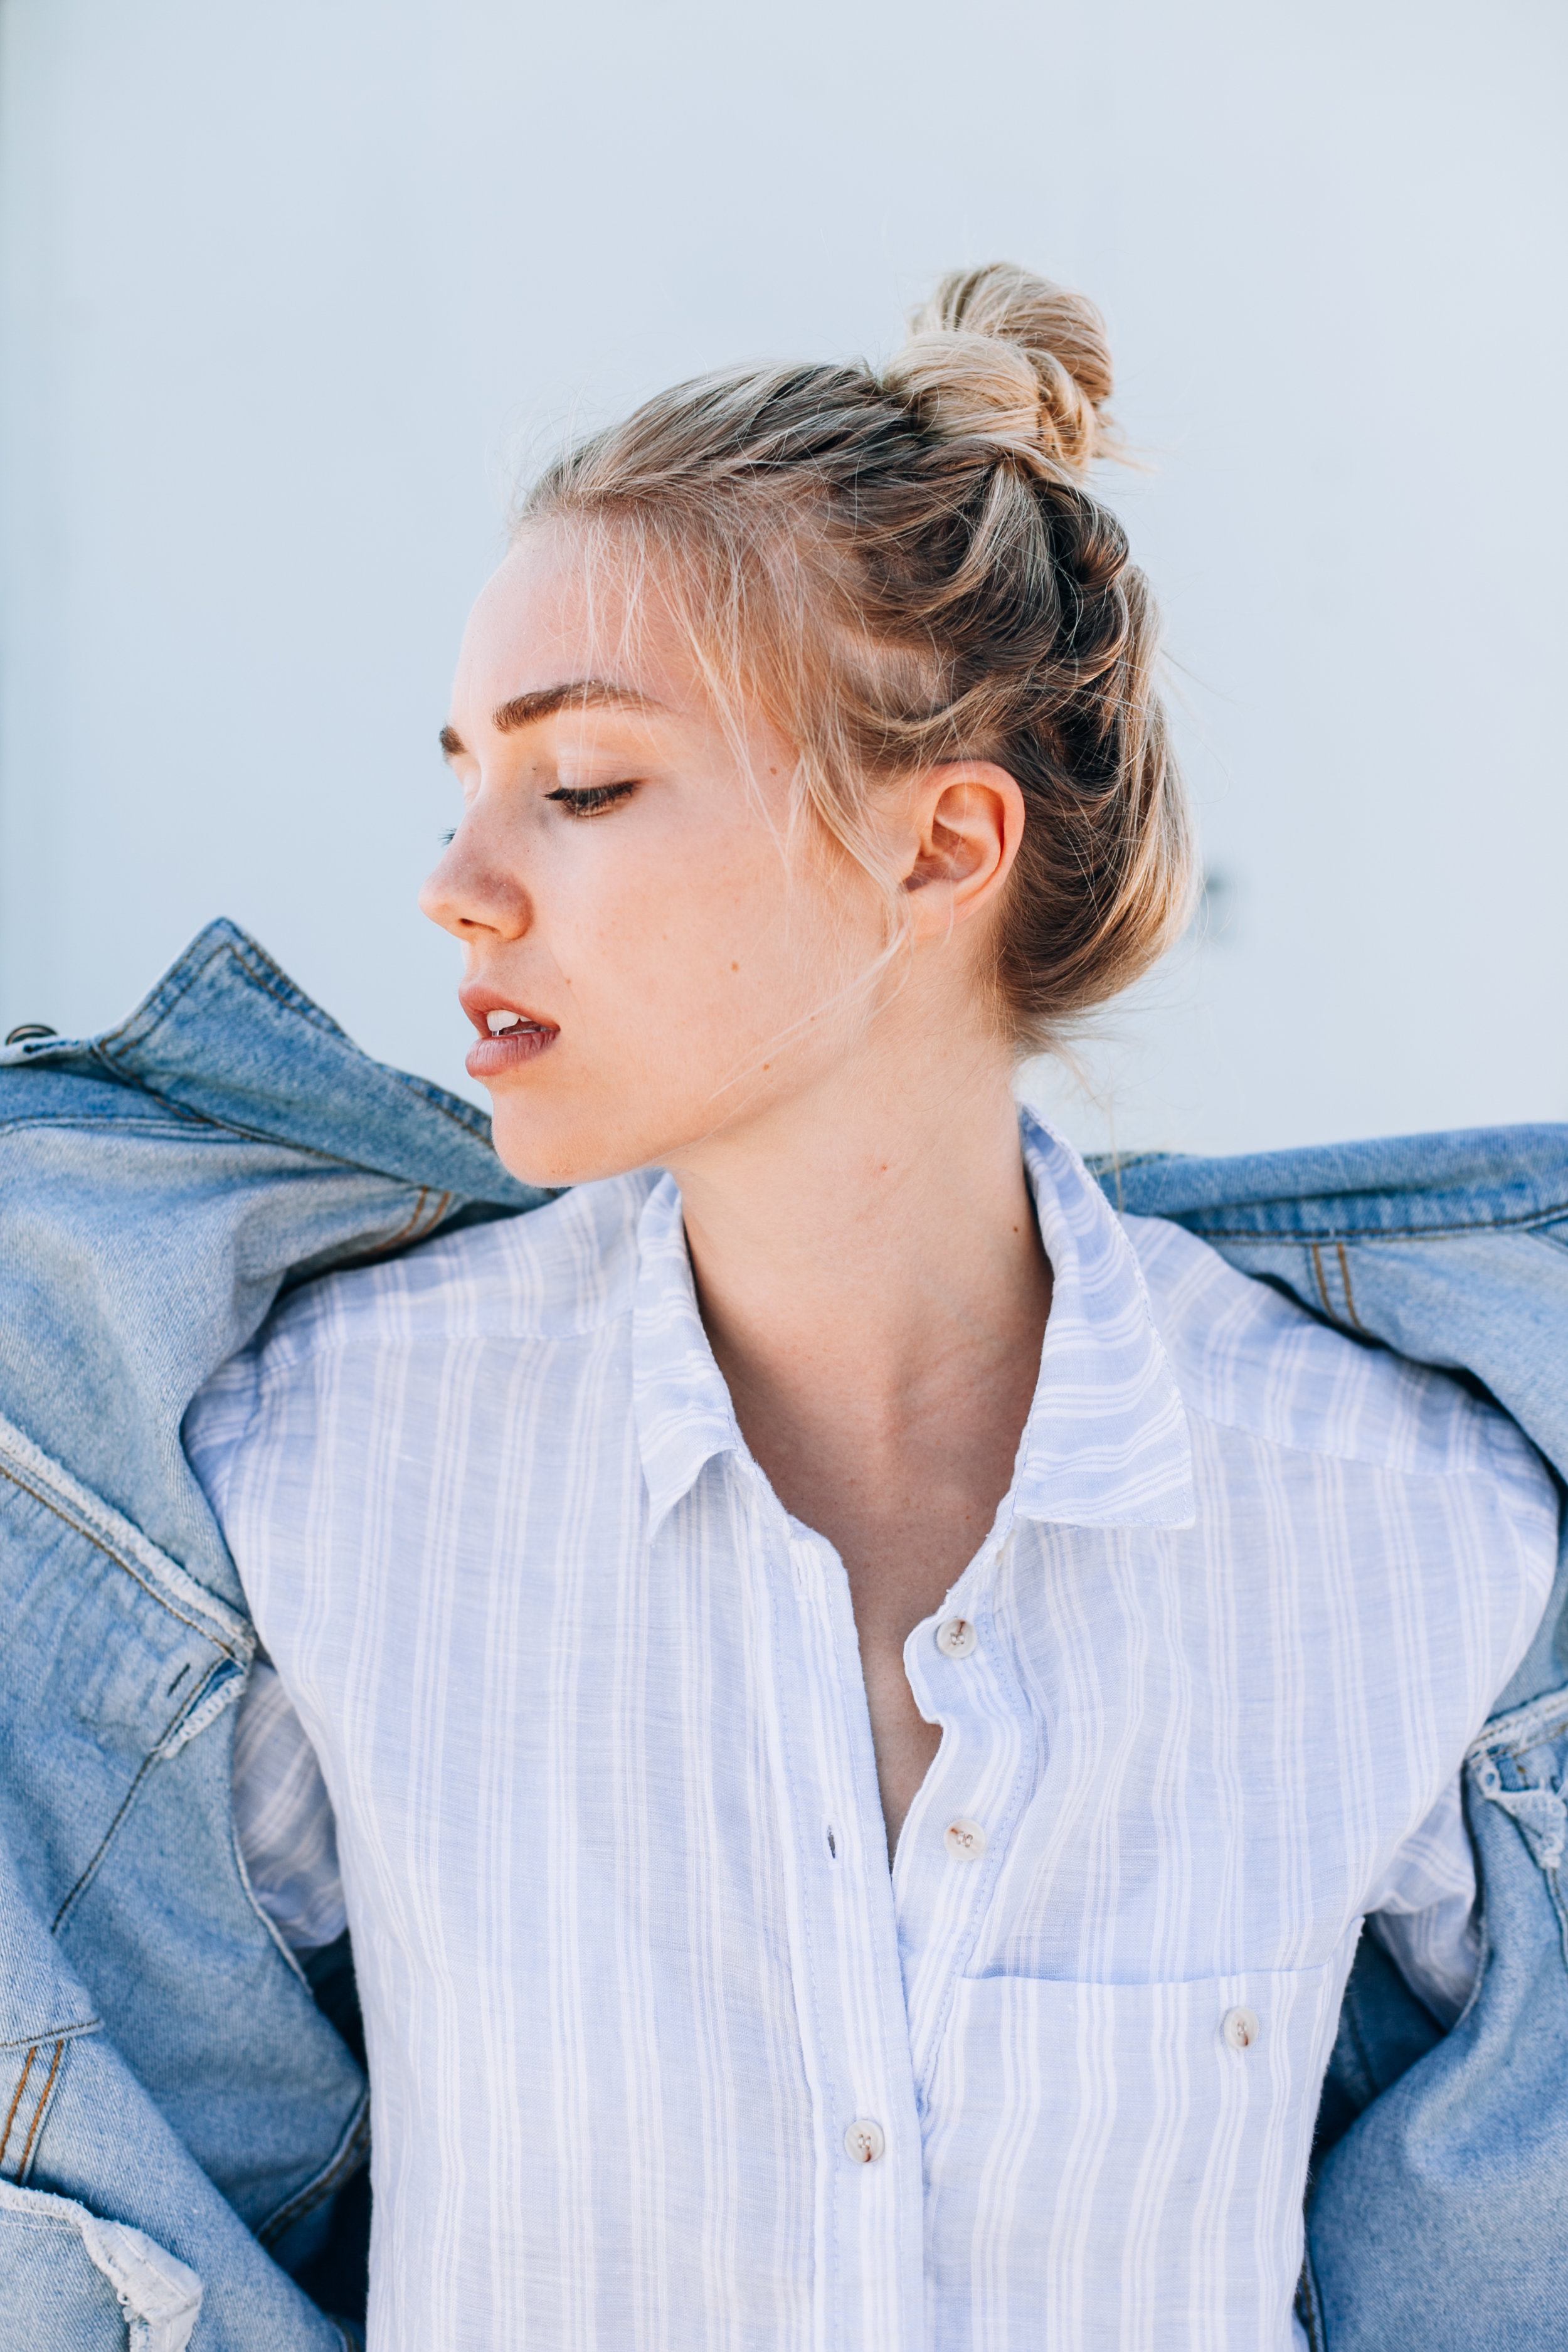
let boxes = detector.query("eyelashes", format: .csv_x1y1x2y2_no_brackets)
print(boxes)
438,781,638,847
544,781,638,818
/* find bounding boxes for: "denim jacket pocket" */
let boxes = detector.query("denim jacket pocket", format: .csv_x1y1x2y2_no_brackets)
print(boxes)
925,1962,1347,2349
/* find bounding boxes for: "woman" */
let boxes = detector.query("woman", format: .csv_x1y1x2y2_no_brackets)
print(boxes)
187,267,1556,2348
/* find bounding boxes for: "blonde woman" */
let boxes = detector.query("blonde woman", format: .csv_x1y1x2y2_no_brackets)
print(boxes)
183,268,1557,2347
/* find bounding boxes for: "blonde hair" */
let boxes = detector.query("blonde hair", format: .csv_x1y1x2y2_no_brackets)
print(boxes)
518,263,1194,1052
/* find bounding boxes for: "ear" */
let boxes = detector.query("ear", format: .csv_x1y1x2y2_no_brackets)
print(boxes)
899,762,1025,937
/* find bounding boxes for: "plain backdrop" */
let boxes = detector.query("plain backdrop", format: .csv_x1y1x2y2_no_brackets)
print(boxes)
2,0,1564,1152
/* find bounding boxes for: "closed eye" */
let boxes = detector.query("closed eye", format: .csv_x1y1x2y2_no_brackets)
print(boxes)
545,781,639,817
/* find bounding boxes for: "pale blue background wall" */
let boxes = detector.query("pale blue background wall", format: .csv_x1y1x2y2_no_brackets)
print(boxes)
3,0,1564,1152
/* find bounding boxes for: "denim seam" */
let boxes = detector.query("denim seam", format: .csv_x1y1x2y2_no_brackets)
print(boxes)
95,930,351,1058
0,1107,221,1136
1335,1241,1365,1329
254,2086,371,2247
0,1457,246,1659
0,1111,466,1263
345,1185,453,1260
0,2018,101,2056
51,1654,246,1932
1294,2252,1327,2352
1,1097,472,1186
1179,1204,1568,1244
14,2040,64,2180
154,1661,246,1757
1469,1685,1568,1761
48,1748,161,1934
228,1803,310,1989
1309,1237,1369,1332
0,2047,36,2171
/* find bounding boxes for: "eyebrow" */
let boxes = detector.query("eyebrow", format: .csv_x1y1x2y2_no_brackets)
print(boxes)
439,679,660,760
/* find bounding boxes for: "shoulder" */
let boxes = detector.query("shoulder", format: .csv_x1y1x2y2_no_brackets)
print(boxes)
1123,1212,1558,1700
1123,1209,1544,1493
186,1169,656,1544
187,1171,652,1498
257,1167,657,1367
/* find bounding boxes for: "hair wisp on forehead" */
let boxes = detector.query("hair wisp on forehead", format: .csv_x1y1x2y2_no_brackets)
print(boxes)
516,264,1194,1052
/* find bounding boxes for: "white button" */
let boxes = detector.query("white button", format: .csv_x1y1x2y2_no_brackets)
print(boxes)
1221,2006,1261,2052
936,1616,978,1659
944,1816,987,1863
843,2117,886,2164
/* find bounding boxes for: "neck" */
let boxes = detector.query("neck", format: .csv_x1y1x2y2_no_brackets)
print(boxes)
667,1026,1050,1449
669,1014,1054,1858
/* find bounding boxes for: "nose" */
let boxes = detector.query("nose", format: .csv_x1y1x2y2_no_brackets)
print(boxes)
418,812,532,944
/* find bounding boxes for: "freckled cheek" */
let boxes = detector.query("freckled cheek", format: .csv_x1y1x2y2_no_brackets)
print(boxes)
578,870,756,994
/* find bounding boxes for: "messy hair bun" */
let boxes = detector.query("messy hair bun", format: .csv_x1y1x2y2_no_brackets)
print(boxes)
522,263,1194,1050
890,264,1116,477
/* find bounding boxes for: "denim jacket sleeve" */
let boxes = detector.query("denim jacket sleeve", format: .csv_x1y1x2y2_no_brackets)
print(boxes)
0,923,539,2351
1101,1134,1568,2351
2,918,1563,2349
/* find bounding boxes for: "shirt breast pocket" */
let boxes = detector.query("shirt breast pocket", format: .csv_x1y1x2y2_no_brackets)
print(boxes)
923,1961,1347,2350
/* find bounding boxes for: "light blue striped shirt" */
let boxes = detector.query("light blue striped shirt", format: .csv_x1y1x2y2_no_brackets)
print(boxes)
187,1111,1557,2351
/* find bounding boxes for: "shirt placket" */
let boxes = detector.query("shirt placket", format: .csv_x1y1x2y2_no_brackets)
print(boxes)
893,1525,1037,2100
748,1475,926,2350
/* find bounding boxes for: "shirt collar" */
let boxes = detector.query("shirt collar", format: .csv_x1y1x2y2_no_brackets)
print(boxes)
631,1107,1194,1540
632,1173,746,1536
1009,1106,1195,1530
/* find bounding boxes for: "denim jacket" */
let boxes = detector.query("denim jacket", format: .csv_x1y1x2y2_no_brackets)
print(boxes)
0,919,1563,2351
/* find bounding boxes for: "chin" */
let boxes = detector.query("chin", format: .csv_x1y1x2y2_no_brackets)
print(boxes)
488,1104,657,1193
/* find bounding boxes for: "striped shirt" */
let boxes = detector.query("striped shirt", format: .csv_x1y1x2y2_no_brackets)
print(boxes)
186,1110,1557,2351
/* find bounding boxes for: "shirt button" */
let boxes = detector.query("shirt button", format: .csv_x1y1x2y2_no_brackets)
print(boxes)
1221,2006,1261,2052
844,2117,886,2164
935,1616,978,1659
944,1816,987,1863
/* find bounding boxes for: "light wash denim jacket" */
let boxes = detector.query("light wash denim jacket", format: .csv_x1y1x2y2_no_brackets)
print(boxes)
1,919,1563,2352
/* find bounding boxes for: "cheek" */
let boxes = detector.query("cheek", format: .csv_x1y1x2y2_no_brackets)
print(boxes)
565,830,815,1019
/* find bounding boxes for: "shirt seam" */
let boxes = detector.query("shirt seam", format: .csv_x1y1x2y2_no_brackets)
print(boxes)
255,1293,639,1365
1167,1401,1532,1486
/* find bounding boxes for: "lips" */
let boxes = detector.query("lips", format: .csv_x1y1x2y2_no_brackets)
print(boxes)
461,993,559,1082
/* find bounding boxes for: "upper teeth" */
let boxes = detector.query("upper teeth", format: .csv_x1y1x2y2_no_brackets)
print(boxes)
487,1009,524,1033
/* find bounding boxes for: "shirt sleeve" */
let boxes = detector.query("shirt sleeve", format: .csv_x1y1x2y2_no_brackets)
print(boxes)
186,1344,347,1953
182,1338,265,1526
231,1661,347,1951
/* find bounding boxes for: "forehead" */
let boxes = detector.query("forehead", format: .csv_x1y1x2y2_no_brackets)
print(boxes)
455,527,685,715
